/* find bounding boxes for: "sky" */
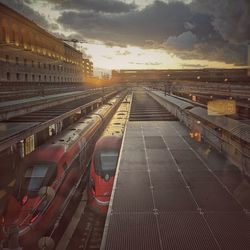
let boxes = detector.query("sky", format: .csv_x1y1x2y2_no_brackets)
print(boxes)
1,0,250,75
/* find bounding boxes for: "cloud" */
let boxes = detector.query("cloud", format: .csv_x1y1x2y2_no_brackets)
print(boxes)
180,63,208,68
191,0,250,44
3,0,249,66
0,0,57,30
57,0,248,65
129,61,161,66
102,55,113,59
48,0,137,13
57,1,192,46
115,50,131,56
166,31,197,50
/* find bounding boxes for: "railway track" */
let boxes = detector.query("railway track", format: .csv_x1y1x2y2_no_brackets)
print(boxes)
129,91,177,121
65,206,106,250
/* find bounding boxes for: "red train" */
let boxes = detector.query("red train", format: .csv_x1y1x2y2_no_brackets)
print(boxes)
0,95,121,249
88,136,122,214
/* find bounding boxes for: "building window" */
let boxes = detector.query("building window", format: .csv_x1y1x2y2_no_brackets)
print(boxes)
44,63,46,69
58,76,60,81
39,75,41,81
49,76,51,82
44,75,46,81
49,124,56,136
32,74,35,81
7,72,10,81
24,58,27,66
25,74,28,81
32,61,34,67
16,73,20,80
53,65,55,70
15,57,19,65
24,135,35,155
2,27,6,43
38,62,41,68
54,76,56,82
5,55,9,63
49,64,51,70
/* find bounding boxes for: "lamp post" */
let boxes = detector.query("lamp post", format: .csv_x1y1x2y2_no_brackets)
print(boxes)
166,74,172,95
224,78,231,97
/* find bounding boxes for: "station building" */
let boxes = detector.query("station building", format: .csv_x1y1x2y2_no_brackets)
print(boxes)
83,58,94,79
0,2,83,83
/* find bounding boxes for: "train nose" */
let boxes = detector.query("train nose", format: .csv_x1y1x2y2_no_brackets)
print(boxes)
3,196,21,225
104,174,110,182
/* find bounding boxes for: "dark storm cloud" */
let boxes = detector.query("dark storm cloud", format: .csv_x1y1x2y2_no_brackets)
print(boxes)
191,0,250,44
57,0,247,64
58,1,193,46
48,0,137,13
0,0,57,30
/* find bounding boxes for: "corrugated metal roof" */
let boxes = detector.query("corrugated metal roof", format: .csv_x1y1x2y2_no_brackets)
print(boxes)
152,91,194,110
189,107,250,143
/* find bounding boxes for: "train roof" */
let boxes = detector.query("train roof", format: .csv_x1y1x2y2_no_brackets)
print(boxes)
189,107,250,143
152,91,194,110
23,116,97,165
22,144,65,164
51,118,94,148
102,97,130,137
95,135,122,151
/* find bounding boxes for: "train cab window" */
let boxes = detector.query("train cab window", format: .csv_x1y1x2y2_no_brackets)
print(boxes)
94,149,119,176
100,151,119,171
21,163,56,197
25,165,48,193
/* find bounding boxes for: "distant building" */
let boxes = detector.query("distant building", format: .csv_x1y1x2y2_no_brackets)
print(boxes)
0,2,83,83
112,68,249,83
83,59,93,79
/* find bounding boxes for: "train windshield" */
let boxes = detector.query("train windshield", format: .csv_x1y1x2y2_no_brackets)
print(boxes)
25,165,48,193
100,151,119,171
21,163,56,196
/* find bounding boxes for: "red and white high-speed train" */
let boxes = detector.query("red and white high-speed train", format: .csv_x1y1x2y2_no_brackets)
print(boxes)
89,136,122,213
0,94,123,249
88,96,130,214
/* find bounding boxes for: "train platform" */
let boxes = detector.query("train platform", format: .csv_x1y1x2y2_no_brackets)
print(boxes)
101,95,250,249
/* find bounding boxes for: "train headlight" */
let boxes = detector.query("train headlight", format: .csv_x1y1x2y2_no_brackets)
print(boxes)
104,174,110,182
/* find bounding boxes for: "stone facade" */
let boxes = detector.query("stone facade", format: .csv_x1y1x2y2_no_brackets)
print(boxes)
0,3,83,83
